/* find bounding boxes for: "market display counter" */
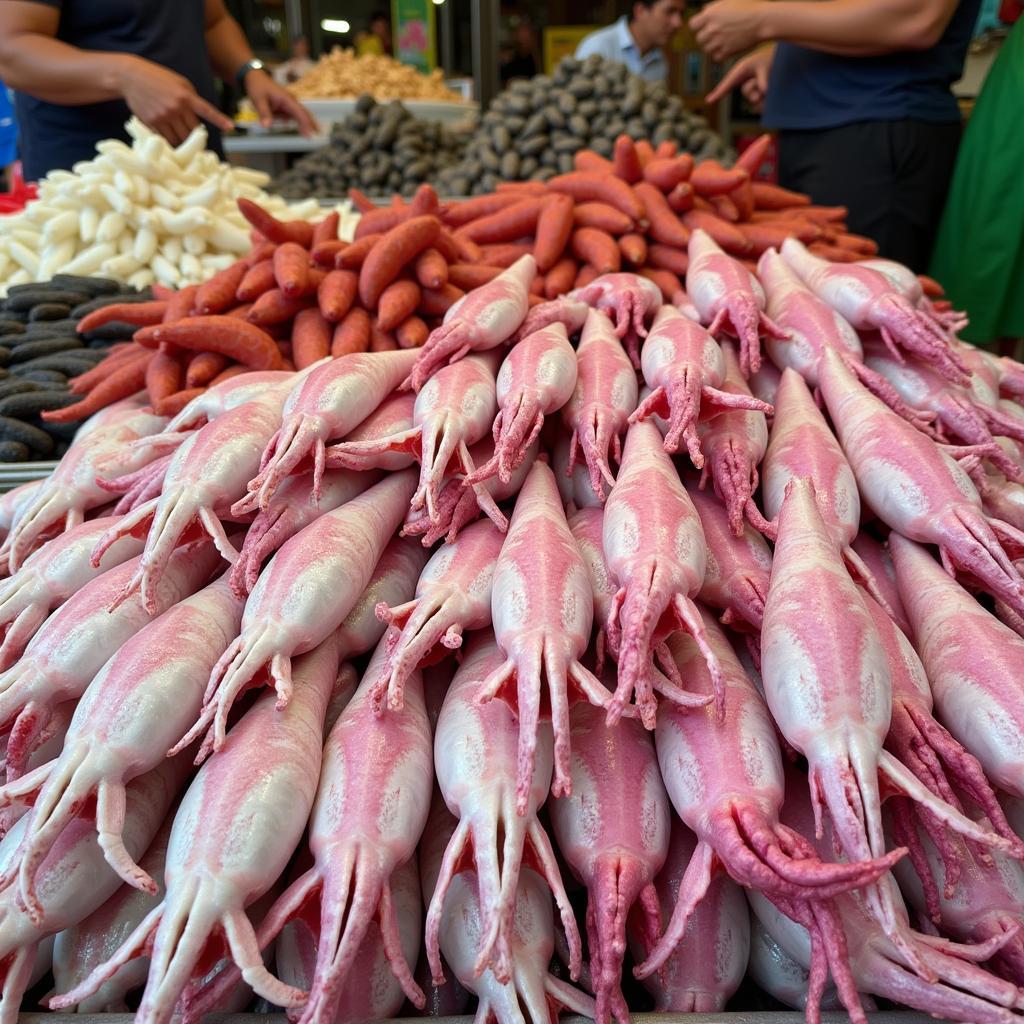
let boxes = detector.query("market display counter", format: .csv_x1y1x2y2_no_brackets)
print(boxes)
224,133,328,177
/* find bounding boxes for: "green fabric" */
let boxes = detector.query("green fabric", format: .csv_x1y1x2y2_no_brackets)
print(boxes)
929,18,1024,346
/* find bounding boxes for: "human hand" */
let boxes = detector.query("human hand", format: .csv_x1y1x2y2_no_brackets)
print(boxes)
245,69,319,136
691,0,770,62
706,44,775,109
119,56,234,145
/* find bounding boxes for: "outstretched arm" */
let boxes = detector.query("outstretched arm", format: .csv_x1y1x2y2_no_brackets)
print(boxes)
204,0,317,134
692,0,960,60
0,0,233,143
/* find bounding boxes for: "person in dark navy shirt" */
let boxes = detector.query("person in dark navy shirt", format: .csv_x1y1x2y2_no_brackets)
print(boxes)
690,0,981,272
0,0,317,181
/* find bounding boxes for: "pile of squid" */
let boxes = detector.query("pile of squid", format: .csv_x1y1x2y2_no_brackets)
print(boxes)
0,224,1022,1024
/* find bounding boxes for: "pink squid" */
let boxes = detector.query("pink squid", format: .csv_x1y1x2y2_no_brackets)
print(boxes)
748,780,1024,1024
761,367,893,608
756,248,937,433
0,757,186,1024
849,532,911,634
480,458,613,809
193,636,433,1024
51,814,173,1013
0,482,41,543
686,228,788,376
420,795,596,1024
89,388,289,614
562,308,638,501
0,541,220,782
327,353,502,527
860,584,1024,920
569,272,662,366
372,517,504,712
50,638,348,1024
101,453,174,516
636,610,899,1024
549,699,671,1024
863,339,1024,479
238,348,417,512
323,389,418,472
630,304,771,469
760,476,1013,954
688,485,771,635
628,820,749,1013
228,468,376,598
0,515,145,671
274,857,422,1024
468,323,577,487
408,254,536,392
696,340,774,536
780,237,969,384
0,573,244,913
555,431,605,514
889,532,1024,803
746,916,852,1015
425,633,582,988
402,437,538,547
894,808,1024,985
859,256,969,335
1,405,167,572
817,345,1024,618
179,469,416,757
602,416,721,727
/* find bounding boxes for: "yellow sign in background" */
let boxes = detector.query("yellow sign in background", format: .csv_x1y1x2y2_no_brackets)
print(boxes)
543,26,592,74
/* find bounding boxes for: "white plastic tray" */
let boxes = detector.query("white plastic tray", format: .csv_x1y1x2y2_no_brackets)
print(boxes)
303,98,478,125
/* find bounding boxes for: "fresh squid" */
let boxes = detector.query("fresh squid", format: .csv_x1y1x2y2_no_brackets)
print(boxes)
0,516,145,671
631,304,771,469
327,353,502,527
780,237,969,384
0,542,220,782
238,348,417,512
372,518,504,712
603,417,721,727
549,700,671,1024
468,323,577,487
818,346,1024,617
760,476,1014,956
420,795,596,1024
408,254,536,392
479,459,613,809
628,820,749,1013
50,638,348,1024
0,573,244,911
696,340,774,536
179,470,416,757
686,228,787,376
426,633,581,988
89,389,289,613
562,308,638,500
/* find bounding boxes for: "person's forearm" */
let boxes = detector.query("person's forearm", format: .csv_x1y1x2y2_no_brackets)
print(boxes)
204,10,254,83
0,32,136,104
758,0,954,56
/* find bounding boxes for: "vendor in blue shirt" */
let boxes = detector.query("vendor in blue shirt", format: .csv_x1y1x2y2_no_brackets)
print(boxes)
690,0,980,272
0,0,317,181
575,0,685,82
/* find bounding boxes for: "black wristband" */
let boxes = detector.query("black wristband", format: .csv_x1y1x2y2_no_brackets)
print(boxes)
235,58,265,91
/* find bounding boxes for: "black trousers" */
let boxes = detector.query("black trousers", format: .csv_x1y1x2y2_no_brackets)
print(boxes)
777,120,962,273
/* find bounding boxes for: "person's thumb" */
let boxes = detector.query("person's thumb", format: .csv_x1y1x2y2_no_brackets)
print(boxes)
706,61,748,104
189,93,235,132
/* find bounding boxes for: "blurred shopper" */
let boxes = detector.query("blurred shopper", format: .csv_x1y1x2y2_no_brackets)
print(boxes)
697,0,981,272
0,0,316,180
575,0,685,82
357,12,393,57
274,35,314,85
